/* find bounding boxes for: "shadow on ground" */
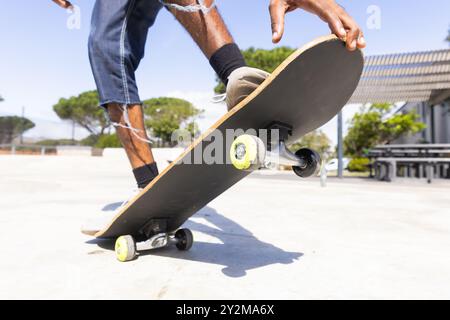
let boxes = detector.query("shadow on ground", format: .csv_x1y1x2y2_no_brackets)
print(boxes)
88,206,303,278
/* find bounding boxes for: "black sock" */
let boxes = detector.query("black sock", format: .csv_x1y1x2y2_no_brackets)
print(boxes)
133,162,159,189
209,43,246,86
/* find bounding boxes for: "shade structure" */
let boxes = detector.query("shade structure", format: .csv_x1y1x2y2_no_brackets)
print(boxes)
349,48,450,104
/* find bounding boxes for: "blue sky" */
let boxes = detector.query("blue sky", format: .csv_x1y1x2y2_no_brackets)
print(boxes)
0,0,449,142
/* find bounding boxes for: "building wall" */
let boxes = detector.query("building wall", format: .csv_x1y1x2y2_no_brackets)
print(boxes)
392,101,450,144
392,102,428,144
434,102,450,143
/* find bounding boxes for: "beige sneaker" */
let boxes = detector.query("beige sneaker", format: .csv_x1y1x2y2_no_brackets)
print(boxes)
226,67,270,110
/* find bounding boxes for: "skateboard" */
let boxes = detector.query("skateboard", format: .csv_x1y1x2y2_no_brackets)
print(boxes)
83,35,363,262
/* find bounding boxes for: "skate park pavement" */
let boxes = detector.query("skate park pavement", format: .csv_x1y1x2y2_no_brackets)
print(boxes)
1,154,450,300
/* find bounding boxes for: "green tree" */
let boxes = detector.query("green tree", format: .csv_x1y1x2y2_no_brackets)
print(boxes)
214,46,295,93
289,130,332,160
143,97,202,145
344,103,426,157
53,91,109,138
80,134,101,147
0,116,35,144
446,27,450,43
348,158,371,172
186,121,201,139
95,133,122,148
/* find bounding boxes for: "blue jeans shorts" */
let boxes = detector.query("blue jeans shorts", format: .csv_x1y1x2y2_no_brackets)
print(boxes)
88,0,163,107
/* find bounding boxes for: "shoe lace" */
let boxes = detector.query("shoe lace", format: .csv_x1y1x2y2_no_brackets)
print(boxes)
211,93,226,103
109,105,155,144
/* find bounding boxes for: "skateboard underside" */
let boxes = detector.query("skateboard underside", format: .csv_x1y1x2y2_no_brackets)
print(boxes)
92,35,364,243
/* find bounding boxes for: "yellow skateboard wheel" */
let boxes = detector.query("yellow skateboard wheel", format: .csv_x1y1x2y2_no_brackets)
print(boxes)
115,235,137,262
230,134,266,170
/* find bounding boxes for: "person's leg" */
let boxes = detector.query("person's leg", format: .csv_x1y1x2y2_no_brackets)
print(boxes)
107,104,159,189
89,0,162,188
107,104,154,168
165,0,233,59
164,0,269,110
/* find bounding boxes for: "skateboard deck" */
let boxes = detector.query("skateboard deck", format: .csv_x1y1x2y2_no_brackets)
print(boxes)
83,35,363,257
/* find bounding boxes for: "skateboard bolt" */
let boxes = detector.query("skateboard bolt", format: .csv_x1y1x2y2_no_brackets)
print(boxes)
235,143,246,160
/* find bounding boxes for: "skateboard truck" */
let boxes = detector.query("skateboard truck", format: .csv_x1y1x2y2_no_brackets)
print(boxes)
114,229,193,262
114,219,194,262
230,121,321,177
137,233,169,250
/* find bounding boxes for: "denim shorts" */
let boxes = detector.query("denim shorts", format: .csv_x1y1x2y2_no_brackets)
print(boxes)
88,0,163,107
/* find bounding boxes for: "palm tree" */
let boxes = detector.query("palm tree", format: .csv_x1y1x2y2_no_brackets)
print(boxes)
447,28,450,44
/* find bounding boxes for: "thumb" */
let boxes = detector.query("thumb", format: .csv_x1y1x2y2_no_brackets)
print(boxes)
269,0,286,43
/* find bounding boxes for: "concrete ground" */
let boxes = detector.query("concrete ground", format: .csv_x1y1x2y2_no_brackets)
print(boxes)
1,154,450,300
